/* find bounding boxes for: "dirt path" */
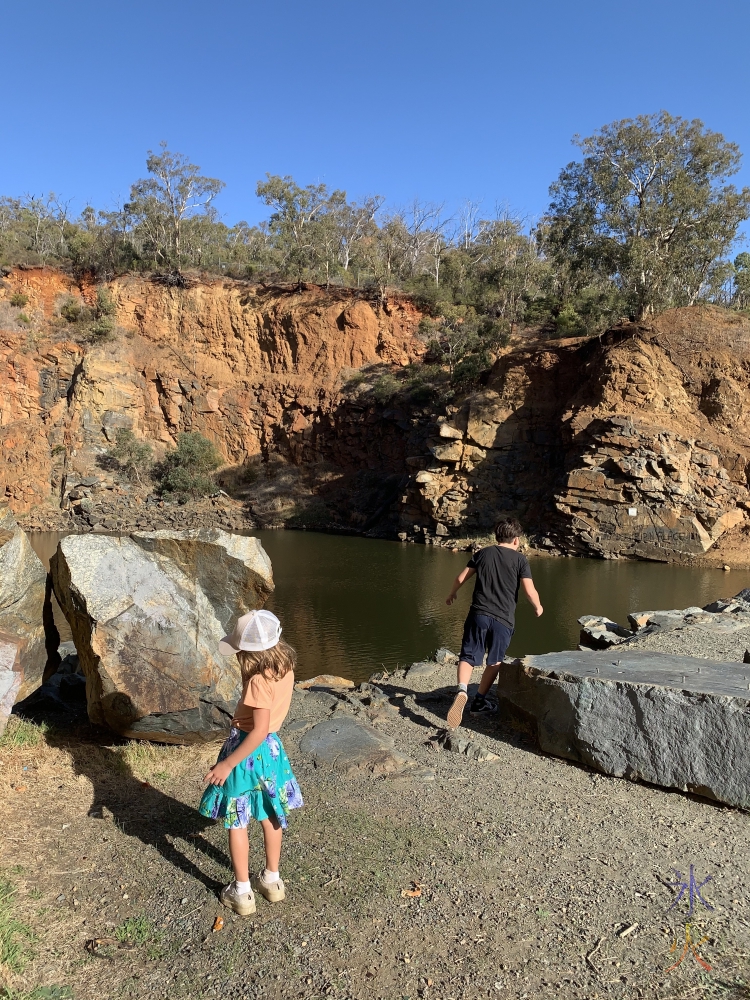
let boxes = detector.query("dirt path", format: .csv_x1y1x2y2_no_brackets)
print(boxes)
1,660,749,1000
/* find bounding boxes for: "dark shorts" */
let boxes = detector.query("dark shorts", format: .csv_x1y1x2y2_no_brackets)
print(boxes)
459,610,513,667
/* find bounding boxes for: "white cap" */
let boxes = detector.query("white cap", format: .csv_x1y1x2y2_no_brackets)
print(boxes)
218,610,282,656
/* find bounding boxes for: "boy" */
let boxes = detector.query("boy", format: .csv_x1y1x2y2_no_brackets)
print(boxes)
445,517,543,729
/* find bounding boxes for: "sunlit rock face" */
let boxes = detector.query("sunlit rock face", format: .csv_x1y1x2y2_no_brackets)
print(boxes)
51,529,274,743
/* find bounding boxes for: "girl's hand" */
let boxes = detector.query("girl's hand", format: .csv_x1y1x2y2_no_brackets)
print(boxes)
204,760,233,787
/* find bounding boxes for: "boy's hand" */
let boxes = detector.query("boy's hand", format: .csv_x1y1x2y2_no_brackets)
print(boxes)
534,605,544,617
446,593,457,606
204,760,233,787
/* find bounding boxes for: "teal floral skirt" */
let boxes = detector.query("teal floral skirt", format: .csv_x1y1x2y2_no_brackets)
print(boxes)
199,728,303,830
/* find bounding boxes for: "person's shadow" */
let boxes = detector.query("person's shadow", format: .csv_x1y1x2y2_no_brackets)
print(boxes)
17,689,228,892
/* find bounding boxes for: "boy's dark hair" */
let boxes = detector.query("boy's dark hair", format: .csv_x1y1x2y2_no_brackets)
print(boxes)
495,518,523,543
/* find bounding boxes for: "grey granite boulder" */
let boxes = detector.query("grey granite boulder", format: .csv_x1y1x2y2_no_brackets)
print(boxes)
299,717,415,775
51,529,274,742
0,504,47,700
496,650,750,808
0,631,24,735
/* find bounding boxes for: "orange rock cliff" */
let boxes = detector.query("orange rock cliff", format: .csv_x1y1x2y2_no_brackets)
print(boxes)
3,266,750,565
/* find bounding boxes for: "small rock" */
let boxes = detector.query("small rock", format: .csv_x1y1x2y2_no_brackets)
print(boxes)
435,648,458,665
296,674,355,690
723,564,731,572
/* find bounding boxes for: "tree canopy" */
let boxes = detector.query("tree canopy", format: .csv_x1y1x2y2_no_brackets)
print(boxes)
543,112,750,319
2,115,749,348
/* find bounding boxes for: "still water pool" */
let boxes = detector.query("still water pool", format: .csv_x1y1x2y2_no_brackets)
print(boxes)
29,530,750,684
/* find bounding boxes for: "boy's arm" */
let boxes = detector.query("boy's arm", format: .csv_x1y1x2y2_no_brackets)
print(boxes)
521,577,543,617
204,708,271,786
446,566,475,605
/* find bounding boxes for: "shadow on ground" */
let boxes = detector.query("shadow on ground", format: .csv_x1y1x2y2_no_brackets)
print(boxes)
14,698,227,892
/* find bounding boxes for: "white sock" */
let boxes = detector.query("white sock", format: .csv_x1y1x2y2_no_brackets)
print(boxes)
457,683,468,694
234,879,250,895
263,869,280,884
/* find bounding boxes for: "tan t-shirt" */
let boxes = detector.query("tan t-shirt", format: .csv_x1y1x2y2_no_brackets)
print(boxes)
232,670,295,734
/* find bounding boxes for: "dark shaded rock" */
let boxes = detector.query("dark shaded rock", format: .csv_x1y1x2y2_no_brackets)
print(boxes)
0,504,47,699
496,650,750,808
50,529,274,743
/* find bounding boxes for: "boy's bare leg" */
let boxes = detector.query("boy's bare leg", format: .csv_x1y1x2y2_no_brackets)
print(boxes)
447,659,474,728
457,659,473,687
477,662,502,697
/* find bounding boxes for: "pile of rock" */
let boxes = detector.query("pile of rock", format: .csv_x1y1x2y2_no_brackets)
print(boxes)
19,488,255,535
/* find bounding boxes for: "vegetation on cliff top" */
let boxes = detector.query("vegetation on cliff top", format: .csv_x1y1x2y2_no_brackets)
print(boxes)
2,113,749,359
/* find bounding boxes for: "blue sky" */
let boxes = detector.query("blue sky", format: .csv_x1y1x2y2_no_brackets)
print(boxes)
3,0,750,229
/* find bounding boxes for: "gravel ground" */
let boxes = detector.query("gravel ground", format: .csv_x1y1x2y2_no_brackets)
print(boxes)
2,659,749,1000
624,623,750,663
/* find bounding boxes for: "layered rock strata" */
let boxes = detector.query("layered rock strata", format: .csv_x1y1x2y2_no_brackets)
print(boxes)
50,529,274,742
496,649,750,809
0,504,48,699
4,268,750,562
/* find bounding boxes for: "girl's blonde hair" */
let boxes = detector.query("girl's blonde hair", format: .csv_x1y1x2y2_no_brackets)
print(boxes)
237,639,296,684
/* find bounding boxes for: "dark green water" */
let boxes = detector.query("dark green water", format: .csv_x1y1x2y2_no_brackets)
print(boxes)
28,530,750,684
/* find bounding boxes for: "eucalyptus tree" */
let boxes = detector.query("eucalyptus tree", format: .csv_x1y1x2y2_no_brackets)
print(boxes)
544,112,750,318
124,143,225,271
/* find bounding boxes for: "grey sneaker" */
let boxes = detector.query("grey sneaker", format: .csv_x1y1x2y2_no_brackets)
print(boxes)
220,881,256,916
251,871,286,903
446,690,468,729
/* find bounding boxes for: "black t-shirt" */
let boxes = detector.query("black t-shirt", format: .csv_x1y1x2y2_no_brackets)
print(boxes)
467,545,532,628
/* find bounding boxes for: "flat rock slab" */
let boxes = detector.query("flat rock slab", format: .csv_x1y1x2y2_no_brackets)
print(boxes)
300,717,415,776
496,650,750,809
406,660,440,678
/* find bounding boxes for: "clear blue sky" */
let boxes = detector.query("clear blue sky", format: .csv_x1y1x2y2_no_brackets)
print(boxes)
3,0,750,228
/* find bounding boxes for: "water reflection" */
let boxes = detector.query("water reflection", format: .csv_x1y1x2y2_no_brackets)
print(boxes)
27,530,750,683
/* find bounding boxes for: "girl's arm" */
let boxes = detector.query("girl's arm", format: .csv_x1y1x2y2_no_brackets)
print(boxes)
446,566,475,605
203,707,271,787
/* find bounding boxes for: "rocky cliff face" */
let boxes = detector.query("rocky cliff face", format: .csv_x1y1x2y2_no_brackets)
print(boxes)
399,309,750,563
3,268,750,564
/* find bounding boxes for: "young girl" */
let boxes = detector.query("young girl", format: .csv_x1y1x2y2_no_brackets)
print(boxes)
199,609,303,917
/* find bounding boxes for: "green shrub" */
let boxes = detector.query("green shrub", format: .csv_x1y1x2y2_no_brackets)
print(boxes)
89,315,115,340
554,303,586,338
59,297,84,323
158,432,222,498
95,287,116,317
106,428,153,485
9,293,28,309
16,313,30,326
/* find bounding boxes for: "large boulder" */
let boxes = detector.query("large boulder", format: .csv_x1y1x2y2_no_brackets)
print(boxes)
0,503,47,699
51,529,274,743
497,650,750,809
0,631,25,736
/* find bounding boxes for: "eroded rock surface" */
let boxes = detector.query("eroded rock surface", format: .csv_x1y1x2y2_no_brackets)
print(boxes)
497,649,750,808
50,529,273,742
0,504,47,699
0,631,24,735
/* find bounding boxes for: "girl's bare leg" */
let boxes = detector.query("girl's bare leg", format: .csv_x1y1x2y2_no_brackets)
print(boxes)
260,816,282,872
228,828,250,883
